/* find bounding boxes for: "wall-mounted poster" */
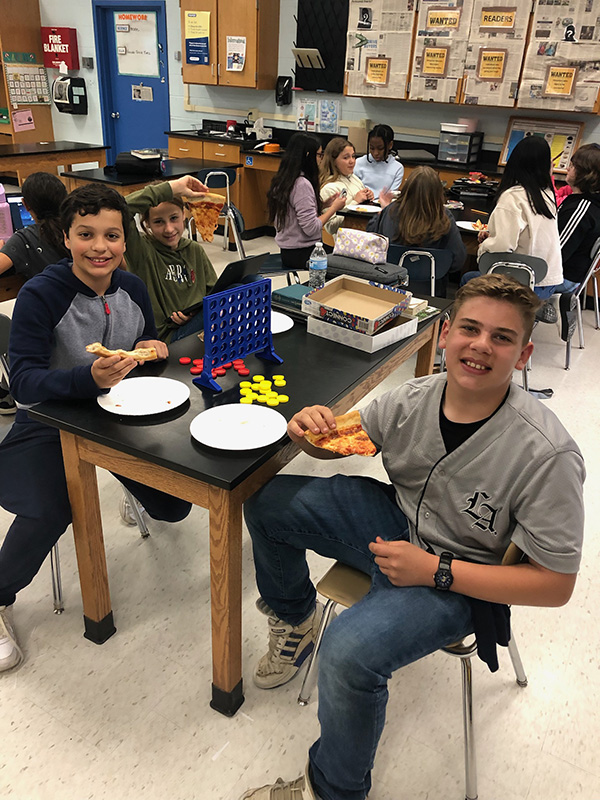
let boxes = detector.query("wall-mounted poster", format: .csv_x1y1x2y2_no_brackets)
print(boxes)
365,57,390,85
499,116,583,174
476,48,507,81
479,6,516,32
184,10,210,65
543,66,577,98
422,46,450,77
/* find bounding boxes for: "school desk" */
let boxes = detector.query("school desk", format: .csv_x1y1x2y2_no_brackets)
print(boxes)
28,300,450,716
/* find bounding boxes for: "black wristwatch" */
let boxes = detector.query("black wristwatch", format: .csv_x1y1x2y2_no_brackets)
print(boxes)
434,551,454,591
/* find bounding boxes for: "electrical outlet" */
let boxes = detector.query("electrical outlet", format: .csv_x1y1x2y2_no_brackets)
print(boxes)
82,57,94,69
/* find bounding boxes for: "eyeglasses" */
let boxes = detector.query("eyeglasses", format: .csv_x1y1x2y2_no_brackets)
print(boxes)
316,150,324,159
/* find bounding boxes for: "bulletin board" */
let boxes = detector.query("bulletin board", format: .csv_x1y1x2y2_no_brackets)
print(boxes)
517,0,600,113
499,116,583,175
344,0,416,100
409,0,475,104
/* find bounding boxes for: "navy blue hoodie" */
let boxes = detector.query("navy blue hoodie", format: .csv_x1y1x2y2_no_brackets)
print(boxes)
9,261,157,409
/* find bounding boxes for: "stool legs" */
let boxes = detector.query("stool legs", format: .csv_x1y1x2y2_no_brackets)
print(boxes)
460,654,477,800
297,599,337,706
507,635,528,687
50,543,64,614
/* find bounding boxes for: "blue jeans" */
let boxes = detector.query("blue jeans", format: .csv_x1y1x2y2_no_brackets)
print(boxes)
244,475,474,800
553,279,579,294
169,312,204,342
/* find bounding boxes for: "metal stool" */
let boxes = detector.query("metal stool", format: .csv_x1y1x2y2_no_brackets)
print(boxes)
297,545,528,800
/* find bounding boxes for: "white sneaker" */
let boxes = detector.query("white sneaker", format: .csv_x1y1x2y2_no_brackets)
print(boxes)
119,493,145,526
240,763,317,800
0,604,24,672
254,602,324,689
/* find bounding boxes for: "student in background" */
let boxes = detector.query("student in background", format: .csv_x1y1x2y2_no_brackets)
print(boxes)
0,172,69,280
354,124,404,199
367,166,466,295
477,137,562,301
125,176,217,343
319,138,374,236
0,184,191,673
267,133,346,270
0,173,70,415
555,143,600,340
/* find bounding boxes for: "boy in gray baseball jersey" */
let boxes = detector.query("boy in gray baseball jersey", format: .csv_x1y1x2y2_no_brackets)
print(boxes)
242,274,584,800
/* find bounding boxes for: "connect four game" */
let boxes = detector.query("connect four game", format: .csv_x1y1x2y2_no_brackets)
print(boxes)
193,278,283,393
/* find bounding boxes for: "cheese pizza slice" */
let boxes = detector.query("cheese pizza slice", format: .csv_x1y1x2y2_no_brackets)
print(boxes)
86,342,158,361
184,192,226,243
304,410,377,456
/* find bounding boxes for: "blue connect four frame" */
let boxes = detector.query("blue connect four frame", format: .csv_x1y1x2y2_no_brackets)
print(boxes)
193,278,283,393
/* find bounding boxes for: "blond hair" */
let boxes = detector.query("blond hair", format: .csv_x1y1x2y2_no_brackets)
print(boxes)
388,166,450,245
319,137,355,187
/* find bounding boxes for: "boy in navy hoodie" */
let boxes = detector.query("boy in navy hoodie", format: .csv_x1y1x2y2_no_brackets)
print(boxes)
0,184,195,672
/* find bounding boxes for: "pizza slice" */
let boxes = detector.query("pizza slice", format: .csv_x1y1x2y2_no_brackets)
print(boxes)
304,410,377,457
184,192,226,243
472,219,488,232
85,342,158,361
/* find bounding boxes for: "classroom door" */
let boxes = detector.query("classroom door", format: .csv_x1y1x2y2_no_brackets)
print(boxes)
93,1,170,163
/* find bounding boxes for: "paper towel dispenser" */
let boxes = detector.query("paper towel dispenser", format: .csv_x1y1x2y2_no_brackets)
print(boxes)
52,76,88,115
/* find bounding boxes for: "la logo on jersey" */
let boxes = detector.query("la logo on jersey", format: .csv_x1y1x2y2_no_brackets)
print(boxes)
462,491,498,535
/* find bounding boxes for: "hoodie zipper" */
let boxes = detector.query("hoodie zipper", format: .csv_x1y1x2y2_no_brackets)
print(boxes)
101,295,111,341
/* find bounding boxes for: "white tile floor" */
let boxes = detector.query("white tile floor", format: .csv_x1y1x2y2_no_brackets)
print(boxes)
1,240,599,800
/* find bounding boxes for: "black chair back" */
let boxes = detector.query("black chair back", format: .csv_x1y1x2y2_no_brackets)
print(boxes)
479,251,547,285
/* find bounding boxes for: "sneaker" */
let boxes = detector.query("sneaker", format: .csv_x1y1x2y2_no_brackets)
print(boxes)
254,602,324,689
119,493,145,526
255,597,276,617
0,605,24,672
0,388,16,416
535,300,558,325
559,292,578,342
240,763,317,800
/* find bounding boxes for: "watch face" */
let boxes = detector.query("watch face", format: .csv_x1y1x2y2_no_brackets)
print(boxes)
435,570,453,590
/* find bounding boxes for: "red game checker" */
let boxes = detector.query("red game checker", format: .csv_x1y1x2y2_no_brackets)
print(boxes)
190,366,202,375
193,358,203,366
179,357,192,365
237,368,250,376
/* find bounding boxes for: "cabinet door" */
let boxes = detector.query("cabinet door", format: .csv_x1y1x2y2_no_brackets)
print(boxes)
217,0,258,88
180,0,218,85
202,141,240,162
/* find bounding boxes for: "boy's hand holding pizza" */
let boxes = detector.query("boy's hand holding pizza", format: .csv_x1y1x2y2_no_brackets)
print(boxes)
88,338,168,389
288,405,377,458
169,175,209,200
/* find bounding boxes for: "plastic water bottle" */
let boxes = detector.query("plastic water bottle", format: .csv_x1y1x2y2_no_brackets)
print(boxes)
308,242,328,290
0,185,13,242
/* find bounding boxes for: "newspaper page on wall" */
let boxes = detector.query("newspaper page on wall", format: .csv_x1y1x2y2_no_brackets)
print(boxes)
517,0,600,112
409,0,475,103
344,0,417,99
462,2,529,107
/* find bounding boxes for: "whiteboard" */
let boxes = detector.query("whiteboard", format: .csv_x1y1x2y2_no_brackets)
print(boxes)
114,11,159,78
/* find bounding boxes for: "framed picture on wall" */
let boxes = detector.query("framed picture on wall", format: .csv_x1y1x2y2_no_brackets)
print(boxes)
499,116,583,174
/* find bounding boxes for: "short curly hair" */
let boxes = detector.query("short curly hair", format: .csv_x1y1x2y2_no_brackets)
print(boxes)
61,183,131,240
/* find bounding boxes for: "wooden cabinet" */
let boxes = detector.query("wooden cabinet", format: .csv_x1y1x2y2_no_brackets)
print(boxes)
0,0,54,146
180,0,280,90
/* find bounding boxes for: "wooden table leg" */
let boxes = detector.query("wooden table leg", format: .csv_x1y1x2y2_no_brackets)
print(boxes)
208,485,244,716
415,318,441,377
60,432,116,644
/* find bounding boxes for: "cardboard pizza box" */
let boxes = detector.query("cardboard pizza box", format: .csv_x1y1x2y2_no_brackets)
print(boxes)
302,275,412,335
307,312,418,353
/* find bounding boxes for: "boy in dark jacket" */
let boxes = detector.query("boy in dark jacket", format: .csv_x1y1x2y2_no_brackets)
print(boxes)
0,184,193,673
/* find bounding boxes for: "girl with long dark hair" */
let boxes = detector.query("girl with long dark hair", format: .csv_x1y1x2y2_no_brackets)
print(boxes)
478,136,562,297
355,124,404,198
267,133,346,269
0,172,69,280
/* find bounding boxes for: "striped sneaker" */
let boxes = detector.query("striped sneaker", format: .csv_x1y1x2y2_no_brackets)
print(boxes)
254,602,324,689
240,763,317,800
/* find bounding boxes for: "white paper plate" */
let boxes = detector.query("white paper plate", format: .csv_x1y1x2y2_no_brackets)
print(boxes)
457,220,487,232
97,377,190,416
346,203,381,214
271,310,294,334
190,404,288,450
